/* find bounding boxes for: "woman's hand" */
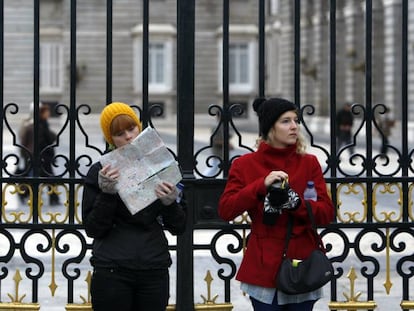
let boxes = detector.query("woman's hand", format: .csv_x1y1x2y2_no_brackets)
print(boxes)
264,170,288,188
98,164,120,194
155,181,178,206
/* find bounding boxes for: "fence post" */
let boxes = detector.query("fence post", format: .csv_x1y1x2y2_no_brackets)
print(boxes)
176,0,195,310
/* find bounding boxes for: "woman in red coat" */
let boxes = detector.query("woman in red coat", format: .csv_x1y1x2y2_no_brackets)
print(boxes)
218,98,334,311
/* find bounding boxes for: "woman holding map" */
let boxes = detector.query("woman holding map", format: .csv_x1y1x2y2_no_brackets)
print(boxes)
82,102,186,311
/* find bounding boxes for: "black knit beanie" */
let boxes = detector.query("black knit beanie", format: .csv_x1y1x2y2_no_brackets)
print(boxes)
252,97,298,139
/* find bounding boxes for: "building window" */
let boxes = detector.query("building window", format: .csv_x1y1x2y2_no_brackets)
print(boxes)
217,25,257,94
218,40,256,94
40,42,63,93
134,40,173,93
149,43,167,87
229,43,249,84
132,24,175,94
269,0,280,16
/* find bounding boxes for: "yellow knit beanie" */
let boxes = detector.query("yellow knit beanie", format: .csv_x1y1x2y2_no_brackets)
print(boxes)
100,102,142,145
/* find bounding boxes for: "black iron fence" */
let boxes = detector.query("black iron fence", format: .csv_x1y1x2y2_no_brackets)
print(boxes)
0,1,413,310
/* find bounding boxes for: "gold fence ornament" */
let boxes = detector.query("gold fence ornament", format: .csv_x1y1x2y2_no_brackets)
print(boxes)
167,270,233,310
328,267,377,310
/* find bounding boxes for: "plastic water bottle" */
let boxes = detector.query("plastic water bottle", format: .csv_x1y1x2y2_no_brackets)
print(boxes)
303,181,317,201
176,182,184,203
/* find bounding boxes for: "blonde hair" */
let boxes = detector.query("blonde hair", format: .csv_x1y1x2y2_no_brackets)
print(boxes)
295,132,307,154
255,129,307,155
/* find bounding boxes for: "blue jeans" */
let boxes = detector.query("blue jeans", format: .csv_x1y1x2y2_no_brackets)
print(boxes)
251,295,316,311
91,267,169,311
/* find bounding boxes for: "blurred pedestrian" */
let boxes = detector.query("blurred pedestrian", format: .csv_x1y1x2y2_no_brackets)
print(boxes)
378,107,395,156
336,102,354,154
18,102,60,205
203,114,234,177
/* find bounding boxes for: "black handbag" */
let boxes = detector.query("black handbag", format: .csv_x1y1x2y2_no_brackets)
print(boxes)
276,201,333,295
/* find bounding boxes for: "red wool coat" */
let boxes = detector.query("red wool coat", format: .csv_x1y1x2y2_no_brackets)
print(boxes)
218,142,334,288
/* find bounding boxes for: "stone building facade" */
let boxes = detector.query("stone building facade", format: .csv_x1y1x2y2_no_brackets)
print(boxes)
2,0,413,122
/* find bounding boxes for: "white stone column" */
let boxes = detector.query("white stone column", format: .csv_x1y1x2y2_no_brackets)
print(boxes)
371,1,385,109
343,0,365,104
299,0,311,104
310,1,327,114
336,3,347,105
383,0,402,118
278,0,295,100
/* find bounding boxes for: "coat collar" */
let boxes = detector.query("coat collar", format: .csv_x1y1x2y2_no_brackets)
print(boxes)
258,141,297,157
257,142,298,170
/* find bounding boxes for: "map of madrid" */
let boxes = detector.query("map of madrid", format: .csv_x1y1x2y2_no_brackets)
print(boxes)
100,127,182,215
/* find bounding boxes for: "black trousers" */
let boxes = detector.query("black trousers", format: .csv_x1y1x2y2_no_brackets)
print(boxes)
251,296,316,311
91,267,169,311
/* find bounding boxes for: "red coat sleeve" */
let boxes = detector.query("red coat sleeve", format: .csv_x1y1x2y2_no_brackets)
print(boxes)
218,157,267,221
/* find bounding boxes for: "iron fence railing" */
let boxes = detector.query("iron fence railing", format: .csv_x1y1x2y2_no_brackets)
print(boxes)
0,1,413,310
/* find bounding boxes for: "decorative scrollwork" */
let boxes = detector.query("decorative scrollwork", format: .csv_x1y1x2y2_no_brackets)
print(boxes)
209,230,242,281
337,183,367,223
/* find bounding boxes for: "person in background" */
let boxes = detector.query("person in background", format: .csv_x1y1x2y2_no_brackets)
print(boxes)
336,102,354,154
18,102,60,205
377,106,395,157
203,113,234,177
218,97,334,311
82,102,186,311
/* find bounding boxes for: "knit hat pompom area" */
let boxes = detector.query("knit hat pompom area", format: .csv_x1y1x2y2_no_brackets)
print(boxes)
100,102,142,145
252,97,298,139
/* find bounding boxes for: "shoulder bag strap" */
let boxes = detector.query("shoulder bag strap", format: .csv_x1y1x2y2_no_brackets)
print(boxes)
305,200,316,231
282,200,324,258
305,200,326,251
282,215,293,258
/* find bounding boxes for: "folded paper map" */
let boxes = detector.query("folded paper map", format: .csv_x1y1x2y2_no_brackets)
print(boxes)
99,127,182,215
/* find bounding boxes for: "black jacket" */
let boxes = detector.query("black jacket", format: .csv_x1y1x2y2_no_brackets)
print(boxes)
82,162,186,270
